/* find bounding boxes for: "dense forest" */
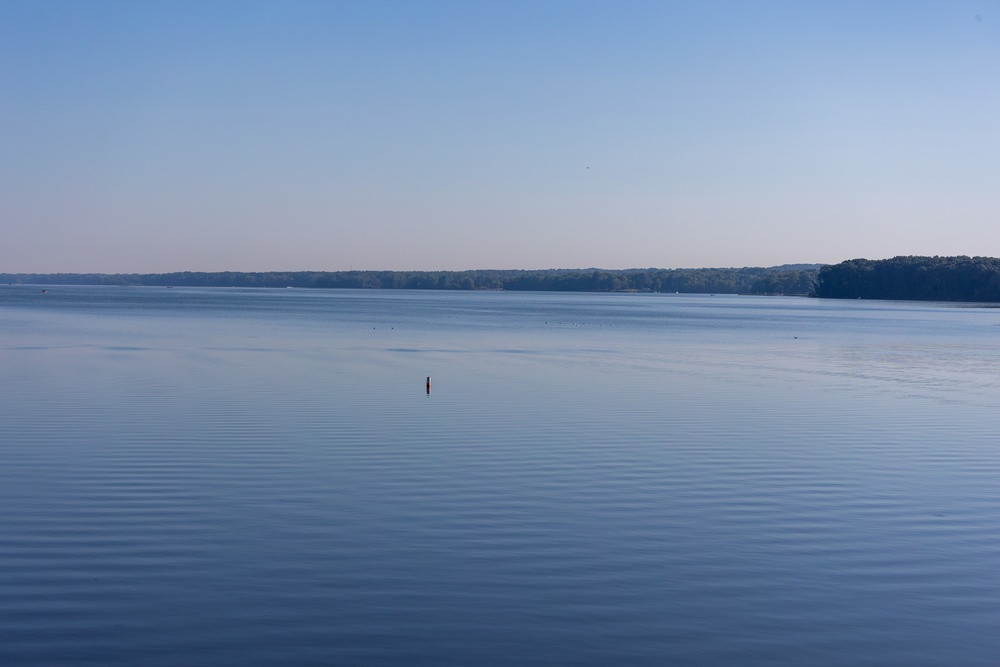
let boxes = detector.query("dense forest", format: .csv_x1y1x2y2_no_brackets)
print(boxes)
1,266,820,295
815,256,1000,301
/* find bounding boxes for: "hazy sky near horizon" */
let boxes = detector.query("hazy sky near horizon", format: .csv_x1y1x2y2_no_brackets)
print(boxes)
2,1,998,272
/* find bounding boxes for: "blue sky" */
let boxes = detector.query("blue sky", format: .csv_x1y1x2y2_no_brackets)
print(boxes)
2,1,998,272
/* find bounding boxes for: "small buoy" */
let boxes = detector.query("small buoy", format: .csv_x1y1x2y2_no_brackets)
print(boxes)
426,376,431,395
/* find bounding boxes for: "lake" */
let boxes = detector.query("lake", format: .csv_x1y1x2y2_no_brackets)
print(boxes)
2,286,1000,665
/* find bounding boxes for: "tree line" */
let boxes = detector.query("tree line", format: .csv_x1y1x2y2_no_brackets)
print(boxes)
1,266,820,295
815,256,1000,301
17,258,1000,300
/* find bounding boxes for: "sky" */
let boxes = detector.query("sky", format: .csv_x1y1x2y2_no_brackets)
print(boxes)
1,0,998,272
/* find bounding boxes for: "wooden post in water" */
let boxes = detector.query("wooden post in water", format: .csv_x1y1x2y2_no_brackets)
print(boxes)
426,376,431,395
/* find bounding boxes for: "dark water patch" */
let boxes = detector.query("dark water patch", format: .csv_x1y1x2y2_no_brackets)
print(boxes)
384,347,468,354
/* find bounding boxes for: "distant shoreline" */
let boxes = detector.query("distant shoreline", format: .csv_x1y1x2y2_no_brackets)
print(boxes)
1,266,821,296
9,257,1000,301
814,256,1000,302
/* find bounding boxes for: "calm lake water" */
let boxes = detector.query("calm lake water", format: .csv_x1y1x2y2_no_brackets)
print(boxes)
2,286,1000,665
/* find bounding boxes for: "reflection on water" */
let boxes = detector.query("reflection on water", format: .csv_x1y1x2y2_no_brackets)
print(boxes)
2,286,1000,665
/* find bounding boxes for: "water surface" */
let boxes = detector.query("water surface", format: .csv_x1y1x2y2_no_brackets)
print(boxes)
2,286,1000,665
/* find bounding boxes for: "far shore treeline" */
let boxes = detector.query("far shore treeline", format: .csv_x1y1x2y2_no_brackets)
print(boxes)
815,256,1000,301
1,266,820,295
7,257,1000,301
